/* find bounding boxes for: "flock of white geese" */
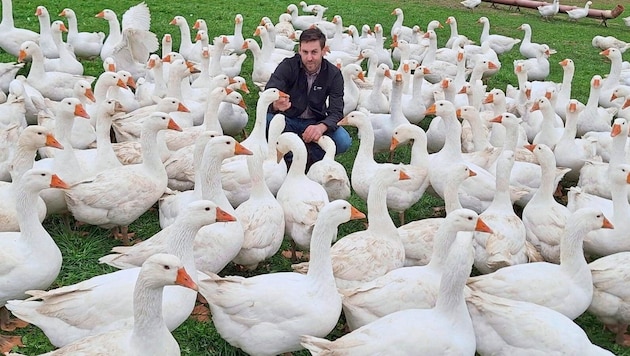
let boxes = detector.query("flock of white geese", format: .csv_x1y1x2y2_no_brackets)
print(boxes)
0,0,630,354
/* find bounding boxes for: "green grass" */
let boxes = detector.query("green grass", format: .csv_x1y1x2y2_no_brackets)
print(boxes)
2,0,630,354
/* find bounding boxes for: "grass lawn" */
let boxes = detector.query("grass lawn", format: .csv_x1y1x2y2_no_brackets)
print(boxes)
2,0,630,354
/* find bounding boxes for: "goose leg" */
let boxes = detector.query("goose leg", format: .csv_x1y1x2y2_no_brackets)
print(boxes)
615,324,630,346
0,307,28,332
0,334,23,353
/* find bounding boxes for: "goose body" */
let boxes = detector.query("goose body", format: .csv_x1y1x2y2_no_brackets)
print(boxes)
59,8,105,58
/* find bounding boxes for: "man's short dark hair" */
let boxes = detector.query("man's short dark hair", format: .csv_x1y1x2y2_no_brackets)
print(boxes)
299,27,326,49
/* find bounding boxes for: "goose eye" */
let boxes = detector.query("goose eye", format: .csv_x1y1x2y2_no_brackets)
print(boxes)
40,173,46,177
596,214,602,218
163,265,170,270
468,216,473,221
205,207,210,211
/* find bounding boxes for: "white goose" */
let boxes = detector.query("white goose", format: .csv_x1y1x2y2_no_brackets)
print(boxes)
538,0,560,20
467,289,614,355
8,200,230,348
96,2,159,79
198,200,364,356
34,6,58,59
28,254,198,356
44,21,84,75
473,150,540,274
302,228,477,355
64,113,181,245
0,0,39,57
59,8,104,58
275,132,330,255
306,135,351,201
18,41,95,102
231,153,285,271
292,166,409,290
577,75,616,136
340,209,491,330
168,15,201,62
521,144,571,263
567,1,593,21
0,126,62,232
518,23,547,59
554,99,598,181
589,251,630,346
575,164,630,257
468,207,612,320
477,16,520,55
0,169,67,349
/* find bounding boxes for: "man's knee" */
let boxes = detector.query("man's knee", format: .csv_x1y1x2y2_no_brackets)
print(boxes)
331,127,352,154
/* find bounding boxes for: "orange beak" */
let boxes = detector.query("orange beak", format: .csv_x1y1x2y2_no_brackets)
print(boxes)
50,174,70,189
175,267,199,291
216,207,237,222
46,134,63,149
167,118,182,131
74,104,90,119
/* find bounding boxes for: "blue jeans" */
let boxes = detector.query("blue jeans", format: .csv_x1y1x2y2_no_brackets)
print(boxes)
266,113,352,168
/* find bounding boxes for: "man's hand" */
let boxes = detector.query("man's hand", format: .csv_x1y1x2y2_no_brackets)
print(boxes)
302,123,327,143
272,96,291,112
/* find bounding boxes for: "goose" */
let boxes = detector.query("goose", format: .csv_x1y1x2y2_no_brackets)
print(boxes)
168,15,202,62
111,96,189,144
554,100,598,181
33,98,92,216
198,200,364,356
426,100,526,213
286,3,323,31
242,38,279,91
339,208,491,330
472,149,539,274
298,1,327,14
303,228,477,355
0,0,39,57
17,41,95,102
292,166,410,289
555,58,575,120
34,6,58,59
444,16,474,49
589,251,630,346
390,8,413,42
27,254,198,356
339,111,428,216
356,63,391,114
531,96,563,150
516,44,553,82
202,32,247,78
306,135,351,201
567,1,593,21
538,0,560,21
518,23,547,59
340,63,364,115
574,164,630,257
96,2,159,80
521,144,571,263
64,112,181,245
158,131,219,229
460,0,482,10
262,20,296,52
224,14,245,54
577,75,616,136
477,16,520,55
599,48,630,108
0,126,62,232
275,132,330,257
161,136,251,275
220,88,287,207
8,200,231,348
44,21,84,75
71,99,126,177
591,35,630,53
218,78,249,138
578,118,630,200
231,153,285,271
368,72,409,153
102,188,236,269
59,8,105,58
401,65,429,124
0,169,68,350
468,207,612,320
467,289,615,355
421,30,460,80
274,13,296,39
0,62,24,93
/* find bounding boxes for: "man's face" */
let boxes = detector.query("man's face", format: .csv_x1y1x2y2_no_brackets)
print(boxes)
299,40,323,74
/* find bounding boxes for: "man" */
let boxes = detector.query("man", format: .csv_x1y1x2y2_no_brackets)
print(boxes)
265,27,351,169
